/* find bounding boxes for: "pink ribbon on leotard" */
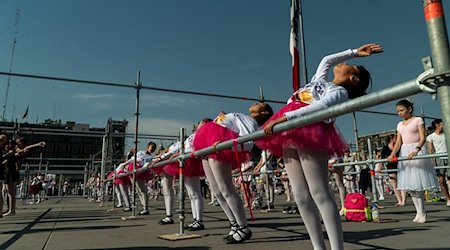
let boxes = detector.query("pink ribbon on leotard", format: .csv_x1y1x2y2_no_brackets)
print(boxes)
232,139,254,223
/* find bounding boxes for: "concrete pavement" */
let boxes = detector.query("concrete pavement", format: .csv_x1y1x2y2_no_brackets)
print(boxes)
0,194,449,250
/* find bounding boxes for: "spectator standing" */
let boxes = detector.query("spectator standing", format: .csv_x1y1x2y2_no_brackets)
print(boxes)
387,99,437,223
426,118,450,206
381,134,403,206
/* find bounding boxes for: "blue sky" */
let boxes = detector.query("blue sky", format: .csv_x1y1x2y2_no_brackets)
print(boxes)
0,0,448,150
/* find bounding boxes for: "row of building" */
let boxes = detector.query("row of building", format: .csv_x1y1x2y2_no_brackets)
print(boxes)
1,118,128,182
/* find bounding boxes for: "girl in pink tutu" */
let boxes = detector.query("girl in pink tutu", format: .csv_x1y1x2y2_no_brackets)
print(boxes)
117,142,156,215
149,121,208,230
193,103,274,244
256,43,382,250
109,150,134,211
112,164,132,211
147,143,178,225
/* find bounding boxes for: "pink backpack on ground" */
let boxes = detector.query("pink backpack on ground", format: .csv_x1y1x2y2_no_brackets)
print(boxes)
344,193,371,222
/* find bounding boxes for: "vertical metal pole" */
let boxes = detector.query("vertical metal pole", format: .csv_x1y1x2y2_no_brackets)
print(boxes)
423,0,450,162
23,163,29,204
83,162,88,197
298,0,308,83
263,150,271,211
58,174,63,196
420,106,425,120
259,86,265,101
89,154,94,200
352,112,360,152
178,128,186,235
367,139,378,203
131,70,142,217
112,169,116,208
100,135,107,206
38,152,43,172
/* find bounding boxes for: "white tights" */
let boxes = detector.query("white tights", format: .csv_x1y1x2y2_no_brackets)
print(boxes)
202,158,248,227
329,168,346,210
185,176,204,221
161,173,174,216
118,184,130,208
411,191,426,215
284,148,343,250
114,185,124,206
375,177,385,198
135,179,149,210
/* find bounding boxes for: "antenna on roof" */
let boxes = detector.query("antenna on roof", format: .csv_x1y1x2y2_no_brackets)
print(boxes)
259,86,265,102
2,8,20,122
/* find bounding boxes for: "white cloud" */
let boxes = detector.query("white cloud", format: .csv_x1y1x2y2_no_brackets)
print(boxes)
140,93,204,107
73,92,207,108
127,117,195,137
74,93,117,99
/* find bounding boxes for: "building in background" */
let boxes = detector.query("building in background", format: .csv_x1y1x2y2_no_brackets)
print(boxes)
0,118,128,182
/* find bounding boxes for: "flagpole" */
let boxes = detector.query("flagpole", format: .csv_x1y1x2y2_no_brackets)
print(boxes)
290,0,300,92
298,0,308,84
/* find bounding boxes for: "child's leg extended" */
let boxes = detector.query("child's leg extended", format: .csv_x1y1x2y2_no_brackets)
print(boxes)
284,147,344,250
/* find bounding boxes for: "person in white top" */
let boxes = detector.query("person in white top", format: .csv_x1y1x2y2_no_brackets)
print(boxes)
426,118,450,206
117,142,157,215
328,156,346,216
253,150,275,209
193,102,274,244
113,152,133,211
150,124,206,230
258,43,383,250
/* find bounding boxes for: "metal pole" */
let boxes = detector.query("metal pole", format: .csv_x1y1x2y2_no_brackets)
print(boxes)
352,112,360,152
38,152,43,172
263,151,271,211
259,86,265,101
423,0,450,163
178,128,186,235
112,168,116,208
100,135,107,206
187,79,422,160
115,79,425,180
131,70,142,217
83,162,88,197
23,163,29,204
58,174,63,196
298,0,308,83
367,139,378,203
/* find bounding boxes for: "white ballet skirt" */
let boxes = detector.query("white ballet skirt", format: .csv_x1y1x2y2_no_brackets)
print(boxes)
397,143,438,191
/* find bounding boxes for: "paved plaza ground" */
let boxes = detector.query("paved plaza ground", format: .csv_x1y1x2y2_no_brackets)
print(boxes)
0,193,449,250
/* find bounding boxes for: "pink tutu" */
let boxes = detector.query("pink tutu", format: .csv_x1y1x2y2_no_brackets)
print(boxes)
163,157,205,177
127,162,152,181
113,169,131,186
255,101,349,158
193,122,251,170
107,170,115,180
151,165,166,176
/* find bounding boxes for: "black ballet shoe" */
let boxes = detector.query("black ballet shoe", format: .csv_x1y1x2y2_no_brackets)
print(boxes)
223,227,252,244
158,216,174,225
223,221,238,239
138,209,149,215
188,220,205,231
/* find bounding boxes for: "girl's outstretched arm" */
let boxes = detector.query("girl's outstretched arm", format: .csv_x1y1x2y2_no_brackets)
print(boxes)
311,43,383,83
